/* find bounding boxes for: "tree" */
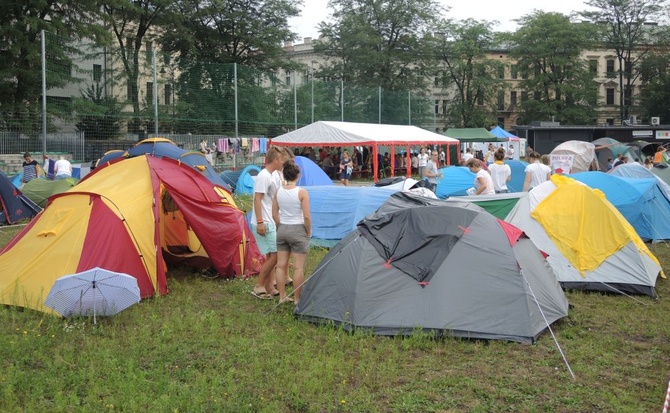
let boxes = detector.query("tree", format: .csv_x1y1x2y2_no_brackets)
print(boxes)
0,1,106,132
100,0,176,134
316,0,444,92
580,0,665,123
508,12,598,125
157,0,301,136
432,19,506,128
75,83,124,139
639,51,670,123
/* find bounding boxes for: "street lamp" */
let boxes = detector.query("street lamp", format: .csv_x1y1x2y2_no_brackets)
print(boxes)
311,60,317,124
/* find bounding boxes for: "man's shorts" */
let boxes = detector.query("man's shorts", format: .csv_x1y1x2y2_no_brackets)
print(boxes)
251,221,277,255
277,224,310,254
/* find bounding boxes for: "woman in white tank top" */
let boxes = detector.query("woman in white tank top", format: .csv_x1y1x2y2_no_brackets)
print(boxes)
272,160,311,304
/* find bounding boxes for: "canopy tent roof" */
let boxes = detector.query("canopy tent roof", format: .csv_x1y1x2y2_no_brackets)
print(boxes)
489,126,520,141
443,128,504,142
271,121,459,146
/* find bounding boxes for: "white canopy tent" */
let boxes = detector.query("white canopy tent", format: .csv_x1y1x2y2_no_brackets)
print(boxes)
271,121,460,181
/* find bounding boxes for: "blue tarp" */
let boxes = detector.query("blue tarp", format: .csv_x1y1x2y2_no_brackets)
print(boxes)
294,156,333,187
306,186,397,246
506,159,529,192
436,166,475,198
570,171,670,242
489,126,518,139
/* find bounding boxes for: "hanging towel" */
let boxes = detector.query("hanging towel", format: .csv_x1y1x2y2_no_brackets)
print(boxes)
251,137,260,152
259,137,268,154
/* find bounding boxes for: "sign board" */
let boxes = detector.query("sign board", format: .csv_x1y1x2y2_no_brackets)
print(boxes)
656,131,670,140
550,154,574,174
633,130,654,137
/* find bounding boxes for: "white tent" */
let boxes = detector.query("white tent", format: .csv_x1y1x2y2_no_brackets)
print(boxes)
271,121,460,181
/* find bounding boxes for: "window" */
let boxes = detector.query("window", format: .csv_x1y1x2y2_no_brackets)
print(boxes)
497,66,505,79
477,90,484,106
285,71,291,86
497,90,505,110
497,117,505,127
93,64,102,82
145,41,153,62
442,100,448,115
435,99,439,114
606,59,615,76
127,82,137,101
146,82,153,103
606,88,615,105
510,91,517,107
606,118,614,126
624,61,632,76
521,91,528,102
165,84,172,105
511,65,518,79
533,91,541,100
589,60,598,74
624,86,633,106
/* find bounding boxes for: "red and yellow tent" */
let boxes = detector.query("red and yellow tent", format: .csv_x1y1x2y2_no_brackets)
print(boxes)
0,155,261,314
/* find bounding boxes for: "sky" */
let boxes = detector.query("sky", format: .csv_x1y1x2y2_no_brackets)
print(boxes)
289,0,592,40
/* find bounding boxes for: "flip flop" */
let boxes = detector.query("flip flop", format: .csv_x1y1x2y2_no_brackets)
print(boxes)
250,290,273,300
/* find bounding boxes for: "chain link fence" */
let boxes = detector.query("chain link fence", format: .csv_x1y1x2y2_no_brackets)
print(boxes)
0,31,438,163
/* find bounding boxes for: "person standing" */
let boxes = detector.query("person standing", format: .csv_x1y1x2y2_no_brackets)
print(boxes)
339,150,353,186
466,158,495,195
489,149,511,193
507,145,515,160
272,160,311,305
522,151,551,192
417,147,429,178
424,152,442,193
21,152,40,187
54,156,73,180
462,148,474,162
251,146,284,299
439,148,446,166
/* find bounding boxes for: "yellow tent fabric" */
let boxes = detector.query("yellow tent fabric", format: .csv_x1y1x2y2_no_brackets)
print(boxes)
531,175,662,276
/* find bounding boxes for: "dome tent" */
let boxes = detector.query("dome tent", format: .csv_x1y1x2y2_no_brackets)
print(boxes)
296,192,569,343
505,175,662,297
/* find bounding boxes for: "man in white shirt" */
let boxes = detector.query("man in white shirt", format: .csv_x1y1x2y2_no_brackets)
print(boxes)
54,156,73,179
462,148,474,162
417,147,429,178
251,146,285,299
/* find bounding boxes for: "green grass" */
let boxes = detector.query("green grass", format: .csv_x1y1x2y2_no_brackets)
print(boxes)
1,224,670,412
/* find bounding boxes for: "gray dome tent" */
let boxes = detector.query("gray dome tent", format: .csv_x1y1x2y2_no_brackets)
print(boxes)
295,192,569,343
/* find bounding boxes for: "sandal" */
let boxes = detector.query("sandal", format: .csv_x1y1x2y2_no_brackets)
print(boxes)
250,290,273,300
279,297,294,304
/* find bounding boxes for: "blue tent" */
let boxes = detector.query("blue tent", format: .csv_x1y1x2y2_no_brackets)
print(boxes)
294,156,333,187
0,171,41,224
570,171,670,242
436,166,475,198
506,159,529,192
96,138,230,190
489,126,518,139
235,165,262,195
608,162,670,200
306,186,397,247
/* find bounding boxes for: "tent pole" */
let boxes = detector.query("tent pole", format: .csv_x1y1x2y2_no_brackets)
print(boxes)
405,145,411,178
373,144,378,182
390,144,395,177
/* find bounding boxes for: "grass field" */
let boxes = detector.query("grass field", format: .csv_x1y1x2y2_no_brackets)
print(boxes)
1,221,669,412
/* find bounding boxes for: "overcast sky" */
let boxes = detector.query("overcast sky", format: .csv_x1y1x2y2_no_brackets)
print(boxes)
289,0,591,40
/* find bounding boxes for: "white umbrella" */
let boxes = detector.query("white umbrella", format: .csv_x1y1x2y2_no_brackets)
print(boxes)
44,267,141,324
